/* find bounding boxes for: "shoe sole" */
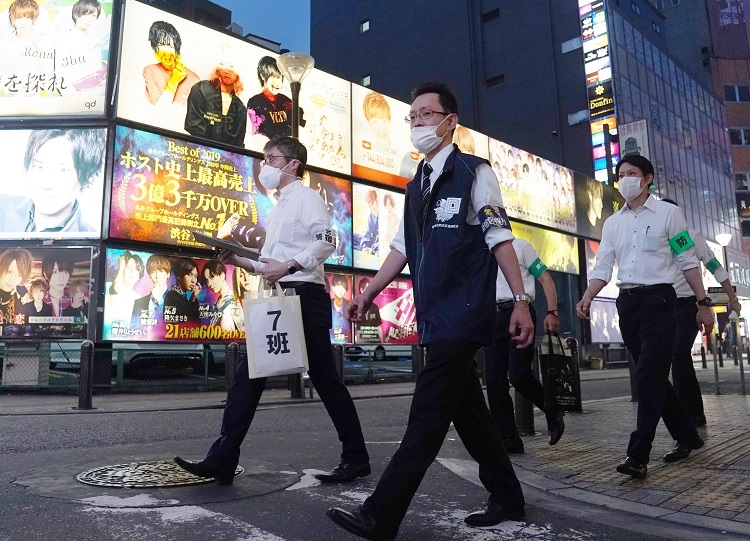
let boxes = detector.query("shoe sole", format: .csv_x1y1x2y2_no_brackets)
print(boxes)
616,465,647,479
316,466,372,484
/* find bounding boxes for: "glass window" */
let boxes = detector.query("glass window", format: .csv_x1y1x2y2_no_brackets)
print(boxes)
730,128,744,145
739,86,750,102
725,85,737,102
741,221,750,238
361,75,371,87
360,20,370,33
737,173,750,191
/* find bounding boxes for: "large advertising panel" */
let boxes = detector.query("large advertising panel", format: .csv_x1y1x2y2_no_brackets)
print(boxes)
351,84,419,189
453,124,489,160
352,181,405,271
102,246,260,342
0,127,106,239
326,271,352,344
0,245,92,339
510,221,579,275
354,274,417,344
489,138,577,233
574,172,622,240
110,125,352,266
584,239,620,299
115,1,352,173
0,0,113,116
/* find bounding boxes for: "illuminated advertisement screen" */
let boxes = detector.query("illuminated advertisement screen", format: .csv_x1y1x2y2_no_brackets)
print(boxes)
326,271,353,344
489,138,577,233
352,182,405,271
354,274,417,344
0,245,92,339
510,221,579,275
0,0,113,117
584,239,619,299
102,246,260,342
351,84,419,189
116,0,352,173
453,124,489,160
574,172,622,240
110,125,352,266
589,298,623,343
0,127,106,239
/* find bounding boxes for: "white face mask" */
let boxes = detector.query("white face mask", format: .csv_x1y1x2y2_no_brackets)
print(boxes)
258,161,294,191
410,115,451,154
618,176,645,201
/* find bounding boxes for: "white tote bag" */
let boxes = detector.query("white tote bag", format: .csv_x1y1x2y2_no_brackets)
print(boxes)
243,282,309,379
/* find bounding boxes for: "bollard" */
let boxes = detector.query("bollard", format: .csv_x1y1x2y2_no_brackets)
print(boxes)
713,342,721,396
77,340,95,410
333,344,344,382
740,347,747,396
225,342,239,391
289,373,304,398
718,345,724,368
700,346,707,369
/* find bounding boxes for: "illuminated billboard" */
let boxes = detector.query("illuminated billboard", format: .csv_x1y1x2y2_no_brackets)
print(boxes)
115,1,352,173
0,245,92,339
354,275,417,344
489,138,577,233
0,0,113,117
511,221,579,275
351,84,419,189
453,124,489,160
573,172,622,240
352,181,405,271
110,125,352,266
0,127,106,239
102,246,258,342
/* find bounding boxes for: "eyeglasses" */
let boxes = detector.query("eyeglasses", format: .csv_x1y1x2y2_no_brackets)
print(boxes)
260,155,291,167
404,111,450,124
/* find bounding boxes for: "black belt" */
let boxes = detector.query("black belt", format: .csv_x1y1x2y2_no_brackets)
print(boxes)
619,283,671,296
496,300,515,311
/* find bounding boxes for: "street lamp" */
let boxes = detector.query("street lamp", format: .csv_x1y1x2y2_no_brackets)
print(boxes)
276,52,315,138
715,233,739,361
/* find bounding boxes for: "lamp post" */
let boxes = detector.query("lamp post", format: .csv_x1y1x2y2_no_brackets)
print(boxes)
276,52,315,138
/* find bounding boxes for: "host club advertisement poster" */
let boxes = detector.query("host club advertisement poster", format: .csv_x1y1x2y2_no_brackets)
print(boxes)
0,245,92,339
0,0,113,116
110,125,353,266
102,246,262,342
115,0,352,174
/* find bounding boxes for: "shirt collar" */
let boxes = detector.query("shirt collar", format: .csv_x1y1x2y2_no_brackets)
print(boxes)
621,193,656,215
276,179,303,202
423,143,455,177
26,200,80,232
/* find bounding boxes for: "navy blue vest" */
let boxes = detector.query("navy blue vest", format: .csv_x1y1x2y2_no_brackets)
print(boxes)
404,145,498,345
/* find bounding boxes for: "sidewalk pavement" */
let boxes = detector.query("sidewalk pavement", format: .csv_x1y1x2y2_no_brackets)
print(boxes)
3,367,749,537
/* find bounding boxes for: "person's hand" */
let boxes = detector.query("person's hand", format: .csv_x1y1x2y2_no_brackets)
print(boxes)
346,294,373,323
543,313,560,333
697,305,714,334
217,249,249,269
189,281,201,302
510,302,533,347
576,297,592,319
258,258,289,283
730,297,742,317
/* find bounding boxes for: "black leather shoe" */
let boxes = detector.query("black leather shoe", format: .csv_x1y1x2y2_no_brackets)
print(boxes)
547,411,565,445
616,457,647,479
663,438,704,463
326,506,394,541
174,456,235,485
464,499,526,527
693,414,707,428
503,437,525,455
315,462,371,483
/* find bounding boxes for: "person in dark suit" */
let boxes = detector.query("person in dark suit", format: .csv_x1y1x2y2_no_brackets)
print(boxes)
163,258,201,325
21,278,53,320
131,254,171,327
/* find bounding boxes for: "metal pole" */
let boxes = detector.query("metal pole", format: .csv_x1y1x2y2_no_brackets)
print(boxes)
77,340,95,410
718,343,724,368
290,81,301,138
740,347,747,396
713,340,721,396
603,123,614,185
700,345,707,369
225,342,239,392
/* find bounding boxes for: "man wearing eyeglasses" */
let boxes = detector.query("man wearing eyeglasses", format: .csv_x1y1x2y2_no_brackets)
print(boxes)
327,82,533,540
174,136,370,487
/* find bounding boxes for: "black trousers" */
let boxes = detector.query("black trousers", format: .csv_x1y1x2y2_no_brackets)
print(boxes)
671,296,704,420
205,283,369,469
362,340,524,538
485,304,549,439
616,284,699,463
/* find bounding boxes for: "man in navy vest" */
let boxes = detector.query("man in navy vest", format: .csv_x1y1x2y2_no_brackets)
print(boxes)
327,82,534,540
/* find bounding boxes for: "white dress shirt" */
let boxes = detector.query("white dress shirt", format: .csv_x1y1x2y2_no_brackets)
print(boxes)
390,144,514,255
252,180,335,286
588,195,700,288
496,238,540,301
673,229,730,298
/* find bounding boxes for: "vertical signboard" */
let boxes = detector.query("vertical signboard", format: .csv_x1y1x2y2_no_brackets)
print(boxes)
619,119,651,160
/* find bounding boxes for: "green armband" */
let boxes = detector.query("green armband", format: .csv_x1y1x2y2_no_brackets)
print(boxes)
705,257,721,274
529,258,548,279
669,230,695,254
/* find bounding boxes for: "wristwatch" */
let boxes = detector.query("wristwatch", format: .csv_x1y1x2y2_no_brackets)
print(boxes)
286,261,298,275
547,309,559,317
513,294,531,303
697,296,713,307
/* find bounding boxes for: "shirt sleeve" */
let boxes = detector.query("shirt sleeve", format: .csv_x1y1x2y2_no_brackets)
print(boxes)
471,163,514,250
520,239,540,270
588,218,616,284
666,207,699,272
695,233,730,283
293,192,336,269
389,214,407,257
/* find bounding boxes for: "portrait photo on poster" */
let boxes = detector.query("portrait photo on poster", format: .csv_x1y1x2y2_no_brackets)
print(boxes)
0,127,106,239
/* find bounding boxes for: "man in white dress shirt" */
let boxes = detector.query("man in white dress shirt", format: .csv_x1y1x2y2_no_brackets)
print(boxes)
576,155,713,479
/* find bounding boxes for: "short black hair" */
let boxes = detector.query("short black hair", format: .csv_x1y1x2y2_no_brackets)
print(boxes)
661,197,678,206
410,82,458,116
203,259,226,277
616,154,655,182
72,0,100,22
42,250,76,279
148,20,182,54
172,257,198,279
257,56,282,86
24,129,105,189
331,275,348,288
264,136,307,177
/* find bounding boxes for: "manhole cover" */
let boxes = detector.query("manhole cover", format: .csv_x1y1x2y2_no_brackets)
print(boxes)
76,460,244,488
